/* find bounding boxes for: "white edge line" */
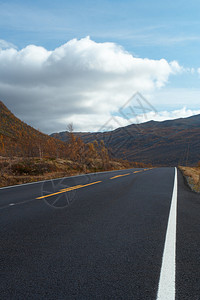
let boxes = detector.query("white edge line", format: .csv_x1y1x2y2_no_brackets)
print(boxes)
156,167,177,300
0,167,145,190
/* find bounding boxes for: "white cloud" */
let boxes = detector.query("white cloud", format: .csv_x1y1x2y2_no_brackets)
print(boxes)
0,39,17,49
0,37,183,133
140,107,200,123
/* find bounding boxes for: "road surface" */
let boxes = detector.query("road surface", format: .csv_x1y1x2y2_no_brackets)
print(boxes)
0,167,200,299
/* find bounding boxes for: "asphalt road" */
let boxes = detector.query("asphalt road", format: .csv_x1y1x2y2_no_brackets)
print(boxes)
0,167,199,299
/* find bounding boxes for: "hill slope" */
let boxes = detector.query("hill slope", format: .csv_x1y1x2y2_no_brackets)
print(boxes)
0,101,67,157
51,114,200,166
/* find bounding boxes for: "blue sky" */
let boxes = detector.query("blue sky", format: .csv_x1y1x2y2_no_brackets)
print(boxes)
1,0,200,65
0,0,200,132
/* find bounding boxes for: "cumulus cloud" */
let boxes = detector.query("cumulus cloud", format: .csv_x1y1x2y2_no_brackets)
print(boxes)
0,37,183,133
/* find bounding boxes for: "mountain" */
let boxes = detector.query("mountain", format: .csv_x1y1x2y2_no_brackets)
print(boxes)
0,101,67,158
51,114,200,166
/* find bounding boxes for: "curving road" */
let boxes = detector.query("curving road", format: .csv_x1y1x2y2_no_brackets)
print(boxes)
0,167,200,299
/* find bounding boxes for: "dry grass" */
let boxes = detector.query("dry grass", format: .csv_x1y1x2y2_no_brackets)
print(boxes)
0,156,130,188
179,166,200,193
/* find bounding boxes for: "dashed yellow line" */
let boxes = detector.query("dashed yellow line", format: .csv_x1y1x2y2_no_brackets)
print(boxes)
37,168,154,200
37,190,63,199
60,184,83,192
82,181,102,188
110,173,130,180
36,181,102,199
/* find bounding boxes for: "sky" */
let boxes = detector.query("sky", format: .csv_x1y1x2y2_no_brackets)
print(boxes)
0,0,200,133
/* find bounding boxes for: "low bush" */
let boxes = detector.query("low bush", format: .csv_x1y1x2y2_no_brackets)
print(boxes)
11,160,56,175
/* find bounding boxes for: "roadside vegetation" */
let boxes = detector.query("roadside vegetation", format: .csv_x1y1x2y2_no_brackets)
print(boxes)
0,156,123,187
179,163,200,193
0,155,150,188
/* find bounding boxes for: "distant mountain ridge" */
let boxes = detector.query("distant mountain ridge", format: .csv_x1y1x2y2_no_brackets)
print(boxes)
51,114,200,166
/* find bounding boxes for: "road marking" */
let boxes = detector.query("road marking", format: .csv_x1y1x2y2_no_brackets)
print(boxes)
110,173,130,180
157,167,177,300
133,170,142,173
36,181,102,199
60,185,83,192
0,198,37,210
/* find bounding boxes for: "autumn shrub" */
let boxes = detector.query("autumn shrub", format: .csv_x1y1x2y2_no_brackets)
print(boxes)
11,160,57,175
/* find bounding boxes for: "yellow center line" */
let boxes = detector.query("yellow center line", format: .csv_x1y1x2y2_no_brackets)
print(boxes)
110,173,130,180
133,170,143,173
80,181,102,188
37,190,64,199
36,181,102,199
60,185,83,192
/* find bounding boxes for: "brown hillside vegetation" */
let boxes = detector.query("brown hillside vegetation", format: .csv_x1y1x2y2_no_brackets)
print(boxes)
0,100,114,165
0,156,133,188
0,101,67,158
